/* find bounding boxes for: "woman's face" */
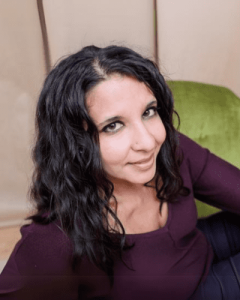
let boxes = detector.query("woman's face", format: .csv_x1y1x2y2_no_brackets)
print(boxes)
86,75,166,186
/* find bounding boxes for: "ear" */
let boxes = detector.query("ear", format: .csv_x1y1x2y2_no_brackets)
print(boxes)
83,120,88,131
82,120,88,131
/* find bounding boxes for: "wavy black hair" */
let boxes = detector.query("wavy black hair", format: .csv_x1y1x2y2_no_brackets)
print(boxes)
29,45,189,284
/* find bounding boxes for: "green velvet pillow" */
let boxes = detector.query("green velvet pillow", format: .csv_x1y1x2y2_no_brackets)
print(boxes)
167,81,240,217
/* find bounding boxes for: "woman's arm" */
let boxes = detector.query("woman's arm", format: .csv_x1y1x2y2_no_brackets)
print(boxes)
0,222,79,300
179,132,240,215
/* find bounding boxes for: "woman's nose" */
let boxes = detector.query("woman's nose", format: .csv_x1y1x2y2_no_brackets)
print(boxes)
131,122,155,152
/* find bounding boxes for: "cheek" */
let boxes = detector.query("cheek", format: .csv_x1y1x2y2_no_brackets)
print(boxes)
99,136,130,168
149,118,166,146
157,123,166,144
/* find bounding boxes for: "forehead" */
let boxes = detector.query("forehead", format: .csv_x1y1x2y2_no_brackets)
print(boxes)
86,75,155,121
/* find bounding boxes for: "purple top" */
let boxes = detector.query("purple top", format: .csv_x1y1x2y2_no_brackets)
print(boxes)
0,133,240,300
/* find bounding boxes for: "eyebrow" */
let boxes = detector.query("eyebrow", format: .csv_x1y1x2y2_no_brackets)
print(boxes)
97,99,158,128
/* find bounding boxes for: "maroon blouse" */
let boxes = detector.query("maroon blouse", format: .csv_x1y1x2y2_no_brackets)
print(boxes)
0,133,240,300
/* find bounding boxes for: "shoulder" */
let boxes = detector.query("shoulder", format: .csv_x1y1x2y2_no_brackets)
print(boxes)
177,132,210,184
177,132,240,206
10,221,73,276
0,222,84,298
177,131,209,160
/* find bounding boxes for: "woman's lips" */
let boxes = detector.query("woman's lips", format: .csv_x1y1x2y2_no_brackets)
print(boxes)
130,154,154,170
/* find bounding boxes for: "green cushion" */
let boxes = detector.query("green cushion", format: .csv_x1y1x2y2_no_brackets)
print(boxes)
167,81,240,217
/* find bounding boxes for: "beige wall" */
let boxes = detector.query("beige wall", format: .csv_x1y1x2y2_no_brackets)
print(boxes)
157,0,240,97
43,0,155,66
0,0,45,217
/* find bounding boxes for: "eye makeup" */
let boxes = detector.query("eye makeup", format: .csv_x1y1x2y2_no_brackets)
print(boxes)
101,103,160,134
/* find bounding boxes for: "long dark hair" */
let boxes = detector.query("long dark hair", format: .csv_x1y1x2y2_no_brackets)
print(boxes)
29,45,188,284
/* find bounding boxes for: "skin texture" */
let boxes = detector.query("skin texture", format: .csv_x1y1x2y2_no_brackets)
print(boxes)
86,75,168,234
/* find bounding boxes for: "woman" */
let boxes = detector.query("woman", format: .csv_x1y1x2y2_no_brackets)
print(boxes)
0,45,240,299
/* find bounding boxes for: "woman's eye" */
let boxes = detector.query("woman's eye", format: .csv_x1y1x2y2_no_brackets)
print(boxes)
143,107,157,118
103,122,123,133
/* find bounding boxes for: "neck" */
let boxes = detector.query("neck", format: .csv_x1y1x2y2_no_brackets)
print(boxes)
109,178,157,211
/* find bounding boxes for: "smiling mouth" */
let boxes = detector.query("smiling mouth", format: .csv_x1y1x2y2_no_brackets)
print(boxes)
131,155,153,164
130,154,154,170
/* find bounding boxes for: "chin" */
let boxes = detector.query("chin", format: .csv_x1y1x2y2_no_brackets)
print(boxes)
133,174,156,185
125,168,156,185
107,163,157,186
